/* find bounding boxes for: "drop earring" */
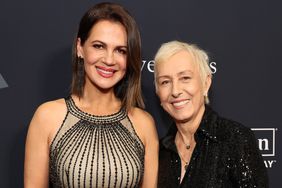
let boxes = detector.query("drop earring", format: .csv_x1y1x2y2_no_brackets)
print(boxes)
77,56,85,93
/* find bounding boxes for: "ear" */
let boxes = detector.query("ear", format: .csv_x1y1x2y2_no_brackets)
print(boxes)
155,86,159,96
154,78,160,97
204,74,212,94
76,38,83,58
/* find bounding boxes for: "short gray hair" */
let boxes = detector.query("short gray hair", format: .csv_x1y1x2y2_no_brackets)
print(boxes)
154,40,212,104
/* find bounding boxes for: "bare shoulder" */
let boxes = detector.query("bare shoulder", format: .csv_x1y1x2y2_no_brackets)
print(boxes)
35,98,66,116
32,99,66,124
29,98,67,145
128,107,158,146
128,107,154,125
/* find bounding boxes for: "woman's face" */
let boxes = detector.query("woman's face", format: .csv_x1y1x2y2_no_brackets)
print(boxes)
77,20,127,91
155,50,211,123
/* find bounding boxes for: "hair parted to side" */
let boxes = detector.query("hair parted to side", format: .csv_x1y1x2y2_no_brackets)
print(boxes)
71,2,144,112
154,40,212,104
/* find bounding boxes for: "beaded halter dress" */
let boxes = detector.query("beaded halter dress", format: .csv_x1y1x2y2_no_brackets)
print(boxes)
49,97,144,188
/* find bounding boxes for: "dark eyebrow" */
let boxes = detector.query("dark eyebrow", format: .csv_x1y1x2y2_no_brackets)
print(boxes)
91,40,106,45
116,46,128,50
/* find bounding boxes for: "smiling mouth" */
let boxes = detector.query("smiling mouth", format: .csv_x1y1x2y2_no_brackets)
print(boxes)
96,66,116,78
172,99,190,108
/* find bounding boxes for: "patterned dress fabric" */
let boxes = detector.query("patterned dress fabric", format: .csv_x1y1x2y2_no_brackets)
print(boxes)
49,97,144,188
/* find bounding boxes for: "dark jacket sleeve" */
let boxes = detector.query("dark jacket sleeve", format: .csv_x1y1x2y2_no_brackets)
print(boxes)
230,125,269,188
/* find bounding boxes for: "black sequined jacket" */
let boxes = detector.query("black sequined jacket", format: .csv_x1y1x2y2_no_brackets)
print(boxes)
158,106,268,188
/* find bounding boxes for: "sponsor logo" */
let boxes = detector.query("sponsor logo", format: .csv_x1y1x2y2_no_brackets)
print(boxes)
252,128,278,168
0,73,8,89
141,60,217,74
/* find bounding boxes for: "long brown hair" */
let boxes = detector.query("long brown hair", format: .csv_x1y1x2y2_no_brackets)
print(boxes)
71,2,144,111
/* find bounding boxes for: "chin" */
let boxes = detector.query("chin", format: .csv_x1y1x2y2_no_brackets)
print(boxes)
174,117,191,123
94,79,121,89
169,112,192,123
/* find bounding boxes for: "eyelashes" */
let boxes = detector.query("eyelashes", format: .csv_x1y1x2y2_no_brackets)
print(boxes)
92,43,127,55
93,43,104,49
116,48,127,55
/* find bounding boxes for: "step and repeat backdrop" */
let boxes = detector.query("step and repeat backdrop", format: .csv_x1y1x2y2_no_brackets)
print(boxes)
0,0,281,187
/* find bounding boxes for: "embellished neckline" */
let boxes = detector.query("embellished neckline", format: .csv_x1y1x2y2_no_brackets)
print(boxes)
66,96,126,124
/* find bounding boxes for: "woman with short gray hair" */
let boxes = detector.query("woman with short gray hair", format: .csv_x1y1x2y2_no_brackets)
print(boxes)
155,40,268,187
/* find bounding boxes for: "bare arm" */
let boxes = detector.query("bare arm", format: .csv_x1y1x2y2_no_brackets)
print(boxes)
129,108,159,188
141,117,159,188
24,100,66,188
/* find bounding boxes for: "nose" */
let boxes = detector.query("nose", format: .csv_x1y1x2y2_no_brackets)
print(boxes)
171,81,182,98
103,51,115,65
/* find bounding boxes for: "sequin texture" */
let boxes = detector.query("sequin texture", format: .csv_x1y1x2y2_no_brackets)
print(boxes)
158,106,268,188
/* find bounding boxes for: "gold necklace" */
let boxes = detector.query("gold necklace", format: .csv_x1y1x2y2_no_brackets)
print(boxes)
185,144,191,150
176,132,194,170
178,150,189,170
177,131,191,150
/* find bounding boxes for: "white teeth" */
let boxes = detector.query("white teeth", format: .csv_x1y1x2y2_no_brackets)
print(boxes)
97,68,113,75
172,100,189,107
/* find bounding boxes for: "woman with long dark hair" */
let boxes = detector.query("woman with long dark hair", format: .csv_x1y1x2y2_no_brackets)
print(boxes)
24,3,158,187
